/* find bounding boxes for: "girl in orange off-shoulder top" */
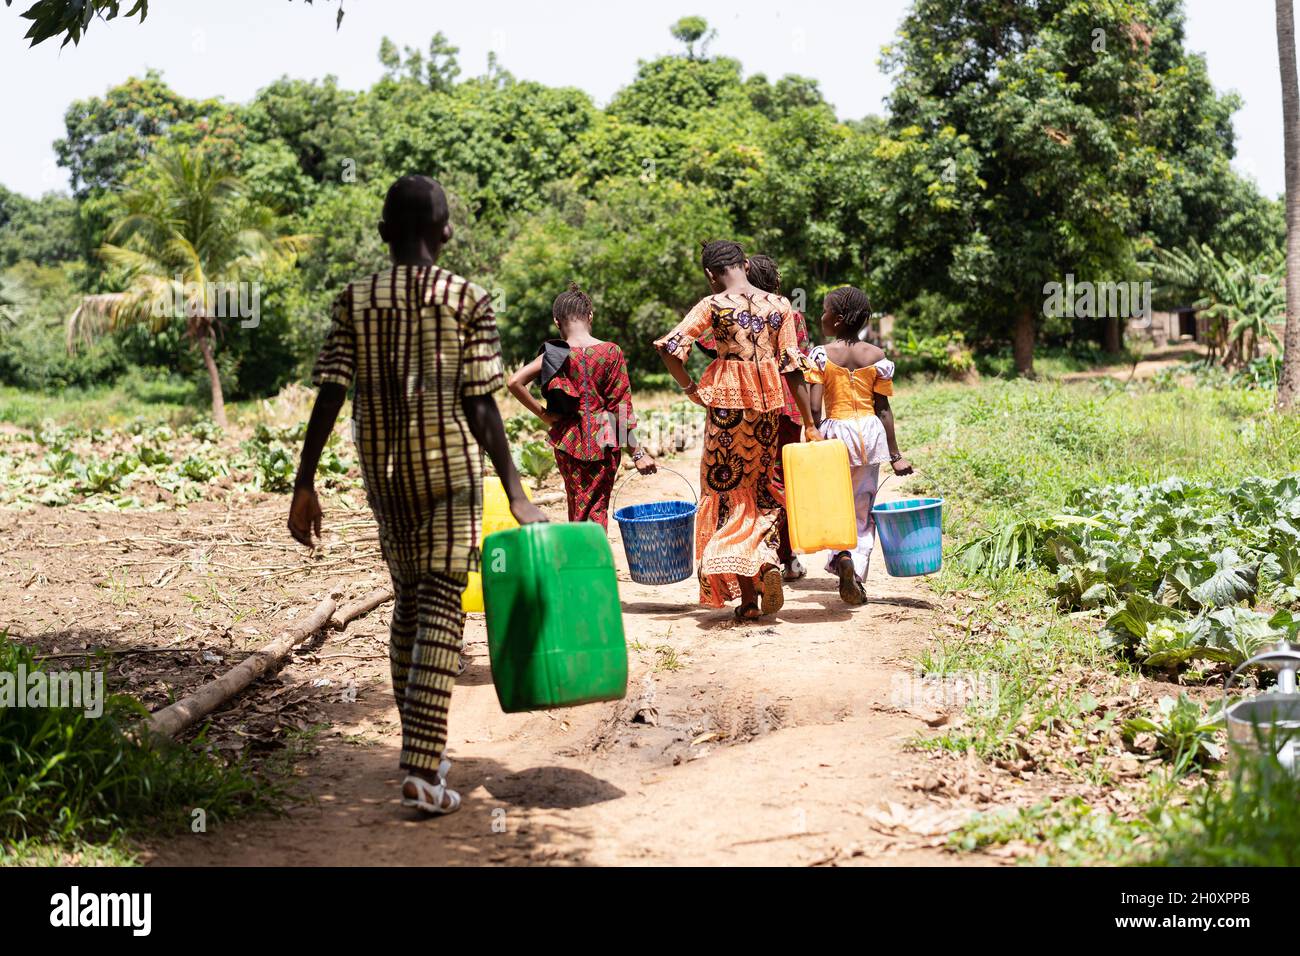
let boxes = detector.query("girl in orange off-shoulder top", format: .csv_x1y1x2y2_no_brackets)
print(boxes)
654,240,819,621
801,286,913,606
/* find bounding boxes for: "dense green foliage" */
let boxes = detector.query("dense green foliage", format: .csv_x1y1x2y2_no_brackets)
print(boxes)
957,474,1300,669
903,376,1300,863
0,6,1284,406
1151,243,1286,366
874,0,1281,372
0,416,354,508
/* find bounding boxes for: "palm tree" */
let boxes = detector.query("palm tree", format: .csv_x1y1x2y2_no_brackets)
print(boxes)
1277,0,1300,409
67,148,309,426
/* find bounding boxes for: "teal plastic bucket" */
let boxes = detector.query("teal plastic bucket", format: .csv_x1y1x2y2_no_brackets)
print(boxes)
871,497,943,577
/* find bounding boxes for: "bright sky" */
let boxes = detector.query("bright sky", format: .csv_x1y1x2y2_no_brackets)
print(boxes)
0,0,1288,198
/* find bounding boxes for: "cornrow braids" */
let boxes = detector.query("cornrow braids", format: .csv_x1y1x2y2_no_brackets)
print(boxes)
700,239,746,275
825,286,873,341
745,254,781,294
552,281,593,322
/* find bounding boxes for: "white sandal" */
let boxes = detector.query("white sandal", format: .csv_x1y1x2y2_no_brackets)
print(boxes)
401,758,461,816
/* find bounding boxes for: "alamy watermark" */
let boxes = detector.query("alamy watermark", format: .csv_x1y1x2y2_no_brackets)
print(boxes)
49,886,151,936
889,667,999,715
0,664,104,717
1043,274,1151,325
150,274,262,329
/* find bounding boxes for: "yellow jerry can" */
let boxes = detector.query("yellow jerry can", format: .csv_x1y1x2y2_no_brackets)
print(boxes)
462,477,531,612
782,439,857,553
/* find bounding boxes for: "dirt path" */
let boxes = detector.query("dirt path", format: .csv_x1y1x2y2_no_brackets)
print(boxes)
1057,343,1207,383
0,441,981,866
117,450,983,868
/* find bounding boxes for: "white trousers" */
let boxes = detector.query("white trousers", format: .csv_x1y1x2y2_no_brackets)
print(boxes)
823,462,880,583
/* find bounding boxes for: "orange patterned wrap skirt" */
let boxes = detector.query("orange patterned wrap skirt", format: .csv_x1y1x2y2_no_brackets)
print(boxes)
695,406,784,607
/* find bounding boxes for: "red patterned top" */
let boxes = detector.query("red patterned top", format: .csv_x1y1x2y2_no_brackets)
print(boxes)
546,341,637,461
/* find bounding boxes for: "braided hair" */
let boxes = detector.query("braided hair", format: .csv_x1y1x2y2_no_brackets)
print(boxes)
552,282,593,322
825,286,873,341
700,239,745,276
745,254,781,294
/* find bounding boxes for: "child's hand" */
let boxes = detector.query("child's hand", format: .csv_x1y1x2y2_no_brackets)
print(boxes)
510,498,549,525
803,424,824,442
891,456,914,476
634,452,657,475
288,487,322,546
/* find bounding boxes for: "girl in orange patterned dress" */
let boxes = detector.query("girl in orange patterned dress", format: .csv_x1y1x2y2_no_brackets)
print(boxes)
508,284,656,527
654,241,819,621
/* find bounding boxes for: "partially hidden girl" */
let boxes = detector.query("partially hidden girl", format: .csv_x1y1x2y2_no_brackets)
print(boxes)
743,254,812,582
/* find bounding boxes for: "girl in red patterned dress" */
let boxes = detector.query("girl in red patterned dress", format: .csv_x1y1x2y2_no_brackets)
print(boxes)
508,284,657,527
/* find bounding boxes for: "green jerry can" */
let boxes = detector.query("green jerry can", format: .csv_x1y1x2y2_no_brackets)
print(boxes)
482,522,628,713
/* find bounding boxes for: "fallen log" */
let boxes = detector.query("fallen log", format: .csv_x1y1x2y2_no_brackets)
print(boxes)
146,596,336,738
329,587,394,630
145,585,402,738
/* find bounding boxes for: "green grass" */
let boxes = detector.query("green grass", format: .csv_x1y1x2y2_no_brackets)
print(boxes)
653,644,684,672
0,383,198,431
951,797,1158,865
0,634,277,861
904,378,1300,534
953,755,1300,866
1151,760,1300,866
0,382,278,432
972,343,1142,380
0,838,139,867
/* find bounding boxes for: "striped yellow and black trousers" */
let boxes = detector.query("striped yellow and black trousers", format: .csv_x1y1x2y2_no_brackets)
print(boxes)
387,570,468,774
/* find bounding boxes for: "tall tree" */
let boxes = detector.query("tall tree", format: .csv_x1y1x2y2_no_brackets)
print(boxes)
670,16,715,61
66,149,308,426
1277,0,1300,409
0,187,80,268
877,0,1246,375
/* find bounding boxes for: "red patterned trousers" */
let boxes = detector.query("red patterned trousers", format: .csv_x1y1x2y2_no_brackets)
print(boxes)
555,447,622,529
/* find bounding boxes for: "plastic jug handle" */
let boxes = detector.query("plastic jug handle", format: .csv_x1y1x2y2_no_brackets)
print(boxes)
611,464,699,517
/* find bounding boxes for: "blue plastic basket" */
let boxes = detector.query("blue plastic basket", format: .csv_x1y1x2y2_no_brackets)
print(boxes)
612,467,697,585
871,497,943,577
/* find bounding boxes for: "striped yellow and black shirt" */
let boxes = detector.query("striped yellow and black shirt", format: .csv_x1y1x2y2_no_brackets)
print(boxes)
313,265,504,578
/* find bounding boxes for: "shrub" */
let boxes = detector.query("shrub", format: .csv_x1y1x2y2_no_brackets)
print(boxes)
0,634,270,847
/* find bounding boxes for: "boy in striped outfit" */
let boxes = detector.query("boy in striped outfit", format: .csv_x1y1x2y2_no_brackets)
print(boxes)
289,175,546,815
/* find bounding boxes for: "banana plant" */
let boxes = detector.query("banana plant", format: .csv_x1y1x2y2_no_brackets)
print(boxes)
1149,244,1284,368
